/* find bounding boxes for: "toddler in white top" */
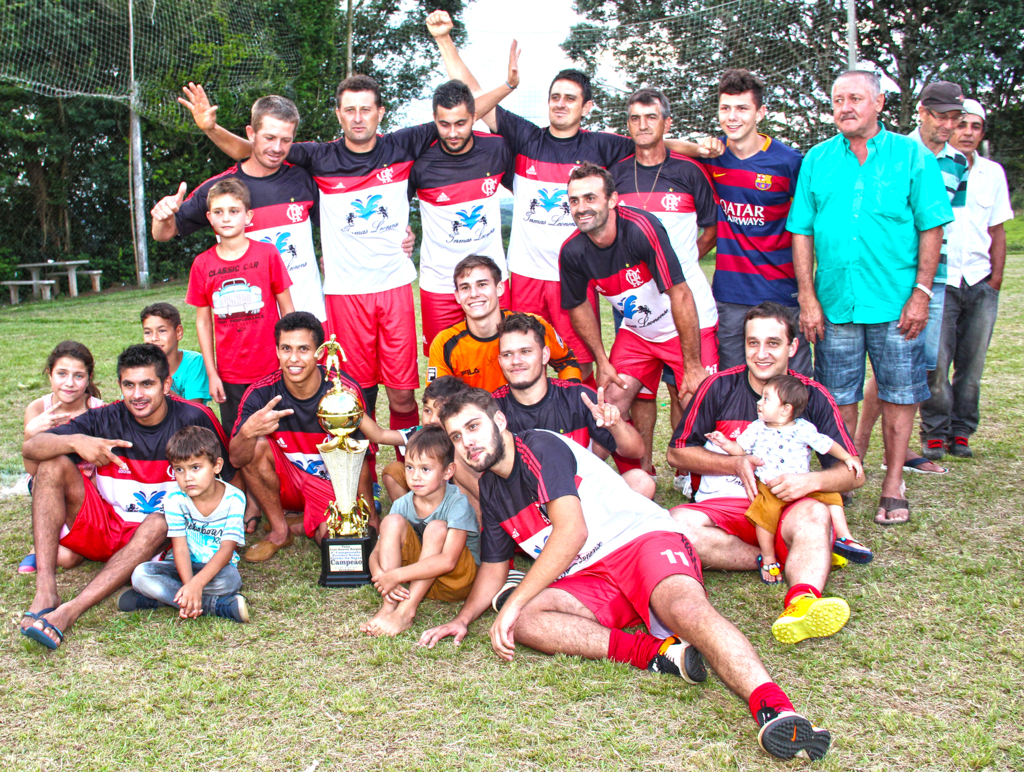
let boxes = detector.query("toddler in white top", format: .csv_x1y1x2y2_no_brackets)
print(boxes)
707,374,870,584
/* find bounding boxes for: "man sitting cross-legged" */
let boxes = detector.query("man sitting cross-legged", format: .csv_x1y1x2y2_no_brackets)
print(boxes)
427,255,581,392
419,388,834,762
667,302,864,644
492,312,655,499
19,344,235,650
229,312,374,560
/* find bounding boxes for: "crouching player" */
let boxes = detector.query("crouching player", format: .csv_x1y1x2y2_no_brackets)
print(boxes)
419,389,834,762
361,425,480,637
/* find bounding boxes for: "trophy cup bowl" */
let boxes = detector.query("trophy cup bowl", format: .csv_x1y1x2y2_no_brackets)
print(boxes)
315,366,376,588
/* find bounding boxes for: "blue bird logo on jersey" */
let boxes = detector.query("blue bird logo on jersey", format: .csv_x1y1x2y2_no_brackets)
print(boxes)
536,188,566,212
621,295,652,325
455,205,485,229
261,232,292,253
351,195,384,220
132,491,166,514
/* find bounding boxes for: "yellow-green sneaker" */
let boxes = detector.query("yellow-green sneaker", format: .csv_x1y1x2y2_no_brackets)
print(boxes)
831,551,848,568
771,594,850,644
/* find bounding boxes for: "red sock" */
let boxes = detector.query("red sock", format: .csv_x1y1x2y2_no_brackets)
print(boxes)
607,628,664,670
748,682,795,726
390,407,419,463
784,583,821,608
582,371,598,390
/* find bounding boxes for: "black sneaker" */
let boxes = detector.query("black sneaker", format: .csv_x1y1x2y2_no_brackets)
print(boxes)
116,588,160,612
756,703,832,761
491,570,525,612
212,594,250,623
948,436,973,458
922,438,946,460
645,636,707,685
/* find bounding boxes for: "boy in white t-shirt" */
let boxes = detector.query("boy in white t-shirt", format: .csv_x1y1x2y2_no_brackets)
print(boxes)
118,426,249,622
707,375,870,584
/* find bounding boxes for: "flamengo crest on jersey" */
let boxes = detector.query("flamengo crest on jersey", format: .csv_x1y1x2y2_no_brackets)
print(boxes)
496,107,635,281
478,430,685,574
286,123,436,295
48,396,234,525
611,153,720,328
411,133,510,293
175,162,326,320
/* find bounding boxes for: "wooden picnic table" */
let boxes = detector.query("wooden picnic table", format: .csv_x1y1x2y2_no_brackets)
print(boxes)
17,260,90,297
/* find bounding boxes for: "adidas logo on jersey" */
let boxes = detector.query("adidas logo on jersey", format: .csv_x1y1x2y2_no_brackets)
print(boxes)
436,192,450,202
525,165,537,176
277,438,288,448
332,181,346,189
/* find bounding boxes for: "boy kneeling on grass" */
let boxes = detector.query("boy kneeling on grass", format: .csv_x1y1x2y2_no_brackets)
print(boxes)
118,426,250,623
360,425,480,638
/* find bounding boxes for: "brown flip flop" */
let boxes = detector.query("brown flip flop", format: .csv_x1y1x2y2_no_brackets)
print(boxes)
874,497,910,526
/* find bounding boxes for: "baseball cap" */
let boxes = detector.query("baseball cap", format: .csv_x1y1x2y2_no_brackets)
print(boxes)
961,98,986,121
919,81,965,112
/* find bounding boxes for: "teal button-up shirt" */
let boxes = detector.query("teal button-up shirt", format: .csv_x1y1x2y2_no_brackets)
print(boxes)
787,123,953,324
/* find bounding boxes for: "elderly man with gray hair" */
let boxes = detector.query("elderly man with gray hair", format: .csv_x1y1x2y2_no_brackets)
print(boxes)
919,99,1015,458
787,70,954,527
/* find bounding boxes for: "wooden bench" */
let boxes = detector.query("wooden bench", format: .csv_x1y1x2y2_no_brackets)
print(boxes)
3,280,57,304
47,269,102,293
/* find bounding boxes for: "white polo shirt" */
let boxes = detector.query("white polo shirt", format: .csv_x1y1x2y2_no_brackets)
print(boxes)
947,154,1014,287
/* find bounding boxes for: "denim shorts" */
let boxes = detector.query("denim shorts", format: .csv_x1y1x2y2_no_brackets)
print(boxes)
921,282,947,371
814,319,929,405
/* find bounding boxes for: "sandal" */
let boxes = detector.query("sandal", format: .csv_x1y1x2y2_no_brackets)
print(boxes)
833,537,874,564
757,555,783,585
874,497,910,526
18,554,37,574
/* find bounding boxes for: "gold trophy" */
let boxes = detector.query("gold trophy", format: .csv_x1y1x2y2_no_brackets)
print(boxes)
315,335,376,587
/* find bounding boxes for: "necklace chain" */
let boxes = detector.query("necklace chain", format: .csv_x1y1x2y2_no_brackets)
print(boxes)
634,155,665,210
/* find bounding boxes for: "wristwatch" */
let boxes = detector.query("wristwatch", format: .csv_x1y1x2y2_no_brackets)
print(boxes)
914,282,934,299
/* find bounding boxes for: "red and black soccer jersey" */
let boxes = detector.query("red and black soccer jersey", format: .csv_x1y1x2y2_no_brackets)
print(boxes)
560,205,686,343
670,366,855,501
701,135,803,306
174,162,326,321
478,429,686,569
49,396,235,524
494,106,635,281
411,132,511,294
233,365,365,480
611,152,719,328
286,124,438,295
492,378,616,454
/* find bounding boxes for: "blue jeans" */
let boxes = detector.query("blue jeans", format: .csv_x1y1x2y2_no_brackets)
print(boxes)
814,319,929,405
920,279,1000,440
132,560,242,615
922,282,947,371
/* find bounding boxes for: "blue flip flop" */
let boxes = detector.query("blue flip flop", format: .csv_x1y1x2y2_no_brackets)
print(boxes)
18,554,37,573
833,537,874,564
20,610,63,650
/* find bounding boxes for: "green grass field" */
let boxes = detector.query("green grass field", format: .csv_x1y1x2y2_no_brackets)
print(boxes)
2,255,1023,771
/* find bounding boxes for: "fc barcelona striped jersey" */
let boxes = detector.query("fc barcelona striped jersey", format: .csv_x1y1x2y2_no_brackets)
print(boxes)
494,106,635,281
175,162,326,321
410,132,511,294
701,135,803,306
233,365,365,480
49,396,236,524
286,124,437,295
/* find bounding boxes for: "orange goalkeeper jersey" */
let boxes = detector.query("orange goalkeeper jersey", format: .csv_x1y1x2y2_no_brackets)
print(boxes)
427,309,582,392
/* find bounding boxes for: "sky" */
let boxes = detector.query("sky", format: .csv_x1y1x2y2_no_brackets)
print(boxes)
405,0,584,126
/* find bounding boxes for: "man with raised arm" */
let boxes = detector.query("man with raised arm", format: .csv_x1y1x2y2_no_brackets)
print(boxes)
668,303,863,644
492,311,654,499
427,10,721,383
151,95,326,321
20,344,235,650
420,388,834,762
559,163,706,474
177,51,519,450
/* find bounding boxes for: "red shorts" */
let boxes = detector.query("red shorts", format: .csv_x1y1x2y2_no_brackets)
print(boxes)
324,286,419,389
420,281,509,355
510,273,597,365
60,471,141,562
671,496,834,567
619,325,720,401
550,531,704,638
270,441,337,538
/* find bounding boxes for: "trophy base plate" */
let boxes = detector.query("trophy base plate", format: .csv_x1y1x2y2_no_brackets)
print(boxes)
318,531,377,588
